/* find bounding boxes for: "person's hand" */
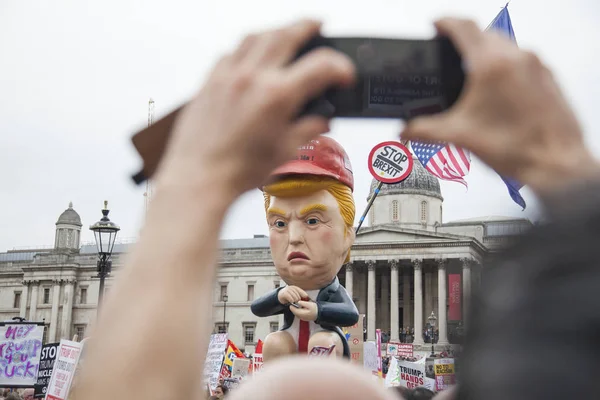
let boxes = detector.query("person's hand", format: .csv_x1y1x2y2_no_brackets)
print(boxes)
155,19,355,200
401,18,599,196
277,285,308,304
290,300,318,321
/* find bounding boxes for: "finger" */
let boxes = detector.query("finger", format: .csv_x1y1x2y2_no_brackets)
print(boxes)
400,112,466,147
287,116,330,146
296,287,309,299
232,33,259,62
434,18,484,59
297,300,312,309
226,357,397,400
246,19,322,66
285,47,356,106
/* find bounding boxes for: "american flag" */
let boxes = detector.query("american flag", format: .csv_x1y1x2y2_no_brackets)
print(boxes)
410,141,471,187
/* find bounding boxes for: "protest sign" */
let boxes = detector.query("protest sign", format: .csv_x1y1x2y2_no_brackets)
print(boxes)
434,358,456,391
0,322,45,387
44,340,82,400
202,334,228,392
397,344,414,358
34,343,59,398
363,342,378,376
344,314,364,364
231,358,251,379
384,356,400,388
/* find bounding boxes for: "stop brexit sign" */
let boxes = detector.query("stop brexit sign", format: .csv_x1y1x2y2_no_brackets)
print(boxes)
368,141,413,184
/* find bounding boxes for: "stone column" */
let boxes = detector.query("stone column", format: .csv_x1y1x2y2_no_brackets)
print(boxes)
412,259,424,345
29,281,39,321
381,270,389,333
60,279,76,340
367,261,376,341
19,281,29,319
425,271,433,319
461,258,472,328
390,260,399,341
345,264,353,299
437,260,449,345
403,269,411,331
49,280,61,342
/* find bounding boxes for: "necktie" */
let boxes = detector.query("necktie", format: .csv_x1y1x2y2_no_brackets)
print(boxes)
298,320,310,353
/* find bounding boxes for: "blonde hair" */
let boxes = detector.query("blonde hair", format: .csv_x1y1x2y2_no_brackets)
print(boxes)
263,175,355,263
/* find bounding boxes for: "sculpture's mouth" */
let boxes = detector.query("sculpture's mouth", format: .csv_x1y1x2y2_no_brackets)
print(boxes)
287,251,309,261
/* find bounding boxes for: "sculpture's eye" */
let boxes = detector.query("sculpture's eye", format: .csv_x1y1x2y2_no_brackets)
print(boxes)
275,220,286,228
306,218,320,225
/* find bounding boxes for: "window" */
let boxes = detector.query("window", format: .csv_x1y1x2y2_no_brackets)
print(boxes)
243,323,256,344
391,200,399,222
80,288,87,304
247,284,255,301
13,292,21,309
74,325,86,339
215,323,228,334
270,322,279,332
43,288,50,304
219,285,228,301
420,201,428,224
42,326,48,344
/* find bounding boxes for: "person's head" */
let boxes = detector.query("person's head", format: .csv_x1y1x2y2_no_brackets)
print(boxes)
22,389,33,400
5,393,20,400
263,137,355,290
214,385,228,399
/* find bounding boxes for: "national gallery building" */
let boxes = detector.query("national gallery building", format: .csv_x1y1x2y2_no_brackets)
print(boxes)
0,160,531,353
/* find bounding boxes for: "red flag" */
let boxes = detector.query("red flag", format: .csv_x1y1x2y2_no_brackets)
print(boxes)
255,339,263,354
448,274,462,320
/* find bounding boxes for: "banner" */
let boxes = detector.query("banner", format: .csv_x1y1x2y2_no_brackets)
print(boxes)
252,340,263,374
343,314,364,364
0,322,44,387
396,360,436,391
34,343,59,398
434,358,456,392
448,274,462,321
44,340,82,400
202,334,228,393
384,356,400,387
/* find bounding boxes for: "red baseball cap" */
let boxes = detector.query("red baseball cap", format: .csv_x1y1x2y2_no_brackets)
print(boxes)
265,136,354,191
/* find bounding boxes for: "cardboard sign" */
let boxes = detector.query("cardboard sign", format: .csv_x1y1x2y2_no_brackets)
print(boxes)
34,343,59,398
397,343,414,358
0,323,44,387
368,141,413,184
434,358,456,391
363,342,379,374
344,314,364,364
203,334,228,392
252,353,263,374
231,358,251,379
44,340,82,400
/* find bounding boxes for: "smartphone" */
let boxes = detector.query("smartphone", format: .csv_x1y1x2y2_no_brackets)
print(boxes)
130,36,464,184
299,37,464,119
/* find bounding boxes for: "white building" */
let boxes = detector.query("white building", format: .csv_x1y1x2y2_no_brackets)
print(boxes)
0,160,531,352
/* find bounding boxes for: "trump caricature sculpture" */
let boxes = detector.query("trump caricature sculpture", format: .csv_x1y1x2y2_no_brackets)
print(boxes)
251,136,359,361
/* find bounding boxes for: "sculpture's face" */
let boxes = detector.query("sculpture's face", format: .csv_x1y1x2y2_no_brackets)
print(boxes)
267,189,353,290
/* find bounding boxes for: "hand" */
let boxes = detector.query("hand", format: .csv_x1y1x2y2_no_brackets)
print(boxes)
401,18,599,196
156,19,355,200
290,301,318,322
277,285,308,305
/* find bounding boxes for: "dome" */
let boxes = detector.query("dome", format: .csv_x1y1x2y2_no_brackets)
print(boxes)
56,202,82,227
367,157,443,201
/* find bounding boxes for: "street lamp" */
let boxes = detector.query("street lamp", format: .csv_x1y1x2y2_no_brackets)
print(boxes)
222,294,229,333
90,201,120,309
428,311,437,357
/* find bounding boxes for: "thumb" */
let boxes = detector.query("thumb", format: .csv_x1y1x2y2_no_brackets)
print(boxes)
401,112,463,145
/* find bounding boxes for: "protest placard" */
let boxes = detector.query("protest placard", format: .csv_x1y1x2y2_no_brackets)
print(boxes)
0,322,45,387
44,340,82,400
363,341,378,376
34,343,59,398
434,358,456,391
202,334,228,392
231,358,250,379
344,314,364,364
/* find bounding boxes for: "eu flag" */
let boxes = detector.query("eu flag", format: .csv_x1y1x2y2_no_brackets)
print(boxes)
487,5,527,209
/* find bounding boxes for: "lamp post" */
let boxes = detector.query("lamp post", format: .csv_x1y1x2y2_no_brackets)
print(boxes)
222,294,228,333
90,201,120,309
428,311,437,357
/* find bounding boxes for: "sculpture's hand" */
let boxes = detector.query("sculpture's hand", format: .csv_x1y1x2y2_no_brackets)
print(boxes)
277,285,309,305
290,301,318,322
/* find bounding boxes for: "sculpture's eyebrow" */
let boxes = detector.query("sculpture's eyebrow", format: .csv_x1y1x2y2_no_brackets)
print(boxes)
266,207,287,217
299,203,327,216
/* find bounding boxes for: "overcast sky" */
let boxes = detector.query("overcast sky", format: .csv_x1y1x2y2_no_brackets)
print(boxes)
1,0,598,251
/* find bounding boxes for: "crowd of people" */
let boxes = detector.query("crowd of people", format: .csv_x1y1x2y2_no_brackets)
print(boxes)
0,389,33,400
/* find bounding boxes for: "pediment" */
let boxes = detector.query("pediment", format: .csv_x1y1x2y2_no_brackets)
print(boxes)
355,225,473,244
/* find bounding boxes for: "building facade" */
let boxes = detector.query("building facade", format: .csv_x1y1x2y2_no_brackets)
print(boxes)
0,160,532,352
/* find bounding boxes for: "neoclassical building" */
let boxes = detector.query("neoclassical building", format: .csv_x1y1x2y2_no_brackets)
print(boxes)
0,159,531,352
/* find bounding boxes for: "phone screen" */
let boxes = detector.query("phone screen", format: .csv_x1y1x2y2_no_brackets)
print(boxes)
322,37,464,119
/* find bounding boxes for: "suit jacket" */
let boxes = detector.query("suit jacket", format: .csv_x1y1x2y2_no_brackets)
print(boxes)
250,276,359,358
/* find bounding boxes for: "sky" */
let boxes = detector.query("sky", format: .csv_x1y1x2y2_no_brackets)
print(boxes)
1,0,599,251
